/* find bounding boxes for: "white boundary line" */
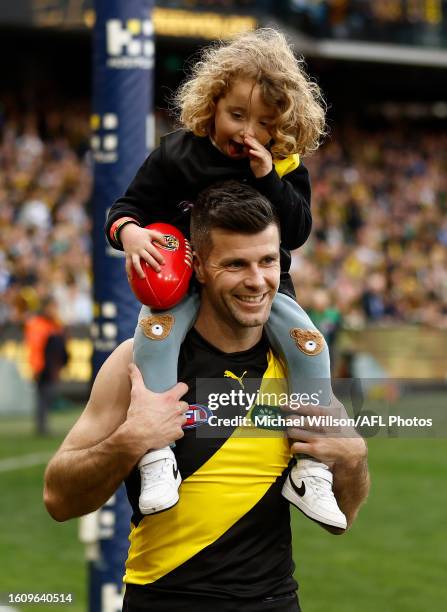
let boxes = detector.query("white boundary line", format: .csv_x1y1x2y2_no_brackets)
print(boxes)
0,452,52,473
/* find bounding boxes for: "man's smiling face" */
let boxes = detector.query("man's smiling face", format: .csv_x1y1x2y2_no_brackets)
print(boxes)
194,224,281,330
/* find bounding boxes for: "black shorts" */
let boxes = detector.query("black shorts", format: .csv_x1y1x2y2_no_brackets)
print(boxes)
123,588,301,612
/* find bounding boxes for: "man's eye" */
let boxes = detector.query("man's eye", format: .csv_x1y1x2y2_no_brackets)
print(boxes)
262,257,276,265
227,261,243,269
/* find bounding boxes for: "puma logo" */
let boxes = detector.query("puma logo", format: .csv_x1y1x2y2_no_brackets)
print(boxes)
224,370,247,389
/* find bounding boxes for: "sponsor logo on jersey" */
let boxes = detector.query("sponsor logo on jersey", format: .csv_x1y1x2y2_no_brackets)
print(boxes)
223,370,247,389
249,404,284,430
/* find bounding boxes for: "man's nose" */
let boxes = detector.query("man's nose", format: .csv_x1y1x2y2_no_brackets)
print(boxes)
243,266,265,289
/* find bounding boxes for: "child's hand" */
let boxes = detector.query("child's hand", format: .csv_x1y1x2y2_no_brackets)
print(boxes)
244,135,273,178
120,223,167,279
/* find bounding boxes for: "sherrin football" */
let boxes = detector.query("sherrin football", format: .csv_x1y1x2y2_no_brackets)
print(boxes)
129,223,193,310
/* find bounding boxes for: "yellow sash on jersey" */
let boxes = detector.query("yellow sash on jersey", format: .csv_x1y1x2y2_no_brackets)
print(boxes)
124,351,291,585
273,154,300,178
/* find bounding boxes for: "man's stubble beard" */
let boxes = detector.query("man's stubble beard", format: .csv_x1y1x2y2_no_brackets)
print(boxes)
222,295,270,330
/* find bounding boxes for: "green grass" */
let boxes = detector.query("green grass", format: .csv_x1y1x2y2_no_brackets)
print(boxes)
1,406,446,611
293,437,446,612
0,409,86,612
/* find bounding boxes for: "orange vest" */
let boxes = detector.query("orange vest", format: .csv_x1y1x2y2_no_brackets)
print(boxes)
24,315,62,376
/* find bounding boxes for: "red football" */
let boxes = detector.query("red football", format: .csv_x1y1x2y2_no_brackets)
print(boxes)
129,223,193,310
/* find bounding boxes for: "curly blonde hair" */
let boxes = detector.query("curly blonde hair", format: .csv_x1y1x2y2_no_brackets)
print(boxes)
174,28,327,158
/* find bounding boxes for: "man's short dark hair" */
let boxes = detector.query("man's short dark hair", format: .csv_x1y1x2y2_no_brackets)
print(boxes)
190,180,279,257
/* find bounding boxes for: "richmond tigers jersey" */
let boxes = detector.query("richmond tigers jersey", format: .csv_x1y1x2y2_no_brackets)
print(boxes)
124,329,296,600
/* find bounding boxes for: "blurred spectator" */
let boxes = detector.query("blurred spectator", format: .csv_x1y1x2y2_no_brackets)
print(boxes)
361,272,390,321
308,288,342,369
24,296,68,435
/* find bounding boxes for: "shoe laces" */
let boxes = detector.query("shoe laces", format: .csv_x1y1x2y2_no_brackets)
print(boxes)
307,476,334,501
140,459,172,485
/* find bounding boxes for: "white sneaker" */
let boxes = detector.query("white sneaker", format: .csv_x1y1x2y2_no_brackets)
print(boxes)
282,459,347,530
138,447,181,515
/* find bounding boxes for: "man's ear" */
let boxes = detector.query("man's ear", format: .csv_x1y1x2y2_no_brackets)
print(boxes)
193,252,205,284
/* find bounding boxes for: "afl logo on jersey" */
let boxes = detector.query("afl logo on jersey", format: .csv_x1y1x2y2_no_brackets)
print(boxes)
183,404,212,429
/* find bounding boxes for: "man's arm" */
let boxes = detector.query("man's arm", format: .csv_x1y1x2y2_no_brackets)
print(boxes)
288,395,370,531
332,441,369,529
43,340,188,522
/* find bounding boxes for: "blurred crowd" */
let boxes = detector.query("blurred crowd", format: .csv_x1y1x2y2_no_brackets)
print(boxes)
286,0,447,47
1,104,446,333
0,103,92,327
293,124,447,330
160,1,268,10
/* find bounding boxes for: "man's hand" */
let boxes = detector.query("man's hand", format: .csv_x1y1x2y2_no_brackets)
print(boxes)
244,135,273,178
287,396,367,467
286,395,370,529
43,341,189,521
123,363,188,457
120,223,168,278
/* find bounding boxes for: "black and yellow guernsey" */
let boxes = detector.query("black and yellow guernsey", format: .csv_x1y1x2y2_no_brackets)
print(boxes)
124,329,297,601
